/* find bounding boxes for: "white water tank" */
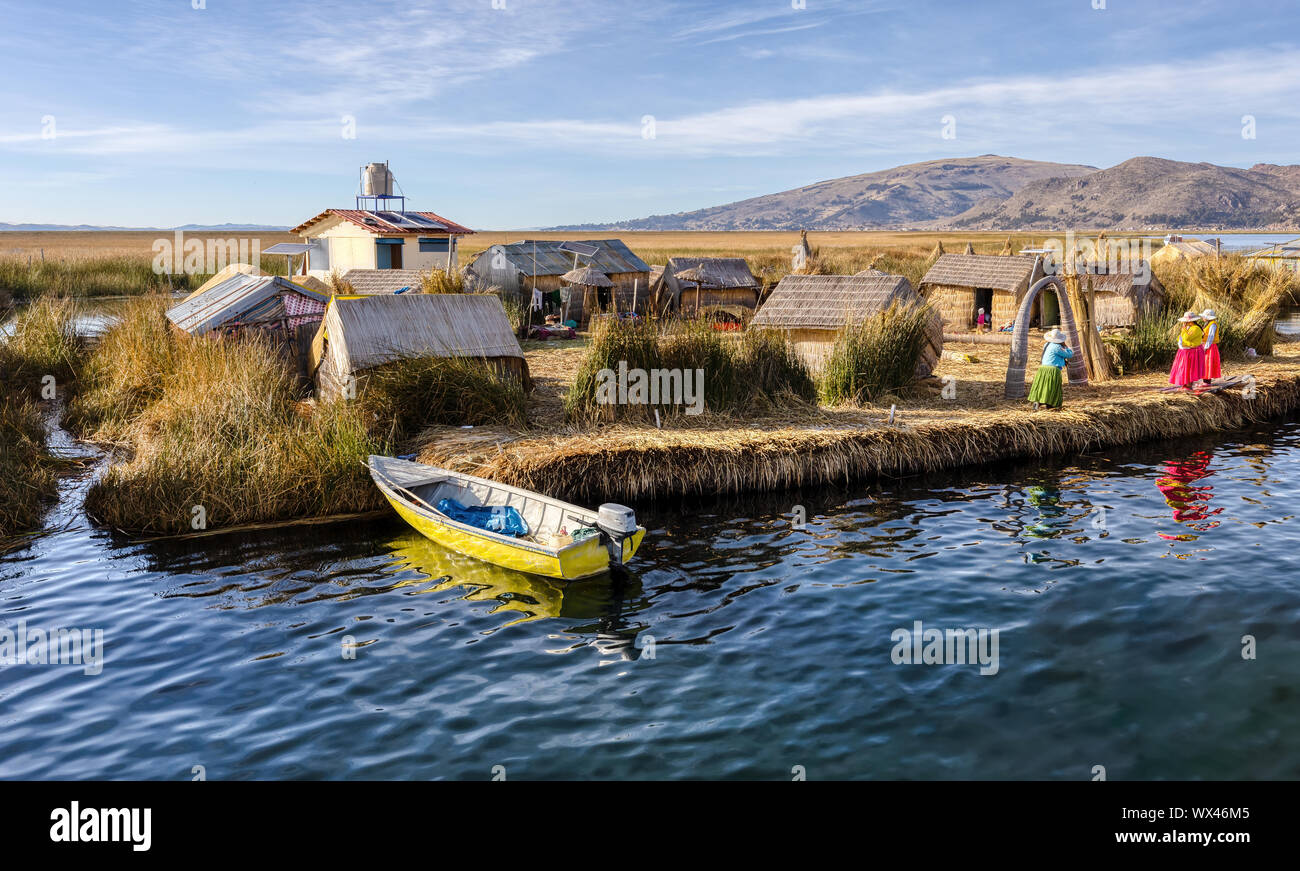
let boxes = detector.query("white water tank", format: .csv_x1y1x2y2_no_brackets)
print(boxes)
361,162,393,197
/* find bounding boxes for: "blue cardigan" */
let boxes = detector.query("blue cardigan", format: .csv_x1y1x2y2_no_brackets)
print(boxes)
1040,342,1074,368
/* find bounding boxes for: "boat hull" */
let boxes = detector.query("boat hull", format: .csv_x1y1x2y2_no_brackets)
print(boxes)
379,487,644,581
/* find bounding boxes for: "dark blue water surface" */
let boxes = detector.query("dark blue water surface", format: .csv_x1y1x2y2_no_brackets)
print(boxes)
2,418,1298,780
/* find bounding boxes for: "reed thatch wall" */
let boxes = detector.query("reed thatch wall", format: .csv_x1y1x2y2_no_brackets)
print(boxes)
1075,272,1165,329
784,327,839,374
925,284,1019,330
678,286,760,314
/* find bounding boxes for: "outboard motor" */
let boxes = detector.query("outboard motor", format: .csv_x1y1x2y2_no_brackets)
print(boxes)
595,503,638,565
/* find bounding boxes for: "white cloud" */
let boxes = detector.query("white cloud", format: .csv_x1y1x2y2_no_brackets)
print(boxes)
3,44,1298,165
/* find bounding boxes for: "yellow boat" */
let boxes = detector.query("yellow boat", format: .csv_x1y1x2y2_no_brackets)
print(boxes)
367,455,646,581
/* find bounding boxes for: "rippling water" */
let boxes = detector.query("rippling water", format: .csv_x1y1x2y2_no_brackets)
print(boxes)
2,417,1299,780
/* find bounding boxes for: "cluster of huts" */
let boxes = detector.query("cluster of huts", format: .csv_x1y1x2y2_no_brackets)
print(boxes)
163,172,1182,402
918,249,1165,338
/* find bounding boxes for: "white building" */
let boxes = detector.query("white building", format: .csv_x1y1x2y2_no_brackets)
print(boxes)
291,208,474,280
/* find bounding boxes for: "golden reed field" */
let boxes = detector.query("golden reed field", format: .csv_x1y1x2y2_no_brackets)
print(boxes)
1,229,1083,264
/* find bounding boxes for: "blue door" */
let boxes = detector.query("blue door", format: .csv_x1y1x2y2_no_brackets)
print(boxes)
376,240,403,269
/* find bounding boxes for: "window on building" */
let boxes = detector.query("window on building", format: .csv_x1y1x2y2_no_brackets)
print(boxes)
308,238,329,272
418,237,451,253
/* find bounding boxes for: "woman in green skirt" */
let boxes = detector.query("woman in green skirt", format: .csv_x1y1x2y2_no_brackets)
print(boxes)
1028,328,1074,410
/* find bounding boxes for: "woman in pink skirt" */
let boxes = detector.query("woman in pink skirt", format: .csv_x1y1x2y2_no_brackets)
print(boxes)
1169,311,1205,389
1200,309,1221,385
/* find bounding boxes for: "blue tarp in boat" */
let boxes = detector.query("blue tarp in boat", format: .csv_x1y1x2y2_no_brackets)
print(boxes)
437,498,529,537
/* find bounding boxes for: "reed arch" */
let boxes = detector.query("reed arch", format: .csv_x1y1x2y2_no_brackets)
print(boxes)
1003,274,1090,398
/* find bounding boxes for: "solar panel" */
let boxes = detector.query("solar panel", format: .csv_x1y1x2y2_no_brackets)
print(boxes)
559,241,599,258
372,210,446,230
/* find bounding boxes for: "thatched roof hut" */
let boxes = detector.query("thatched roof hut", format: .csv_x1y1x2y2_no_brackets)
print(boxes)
1151,239,1218,267
918,253,1044,333
750,273,943,377
340,269,427,295
310,293,528,401
562,266,612,287
1072,269,1166,328
653,257,760,315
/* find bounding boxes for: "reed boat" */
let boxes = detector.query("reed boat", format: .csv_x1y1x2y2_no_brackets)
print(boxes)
367,455,646,580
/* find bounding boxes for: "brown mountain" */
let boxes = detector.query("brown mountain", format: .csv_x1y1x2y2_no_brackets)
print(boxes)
937,157,1300,230
557,155,1095,231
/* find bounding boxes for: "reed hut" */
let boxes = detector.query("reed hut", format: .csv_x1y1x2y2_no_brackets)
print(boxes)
653,257,761,314
918,253,1044,332
561,266,612,326
750,273,943,377
1151,238,1217,267
1073,269,1166,328
464,240,651,321
310,293,528,401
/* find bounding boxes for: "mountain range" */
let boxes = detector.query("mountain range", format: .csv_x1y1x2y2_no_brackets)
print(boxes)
553,155,1300,232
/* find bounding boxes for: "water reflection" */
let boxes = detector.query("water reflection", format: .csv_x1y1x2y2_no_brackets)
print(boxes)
1155,450,1221,540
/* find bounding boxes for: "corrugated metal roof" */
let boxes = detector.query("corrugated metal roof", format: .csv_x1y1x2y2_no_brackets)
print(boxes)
341,269,427,294
751,273,919,329
920,254,1037,292
468,239,650,278
167,275,325,335
291,209,474,237
316,293,523,377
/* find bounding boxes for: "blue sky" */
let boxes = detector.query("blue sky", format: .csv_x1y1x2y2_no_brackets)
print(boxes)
2,0,1299,228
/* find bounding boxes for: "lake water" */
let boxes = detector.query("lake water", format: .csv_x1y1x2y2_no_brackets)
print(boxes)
1170,233,1298,252
2,412,1298,780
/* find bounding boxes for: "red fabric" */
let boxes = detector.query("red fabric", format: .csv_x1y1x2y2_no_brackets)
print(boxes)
1169,347,1204,386
283,292,325,328
1203,343,1221,379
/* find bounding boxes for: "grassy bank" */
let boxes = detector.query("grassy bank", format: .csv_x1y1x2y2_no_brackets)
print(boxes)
68,298,383,532
0,297,84,539
66,295,527,533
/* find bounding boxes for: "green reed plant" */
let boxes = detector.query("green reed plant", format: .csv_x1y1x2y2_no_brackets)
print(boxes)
565,316,815,421
359,355,528,443
818,302,935,406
